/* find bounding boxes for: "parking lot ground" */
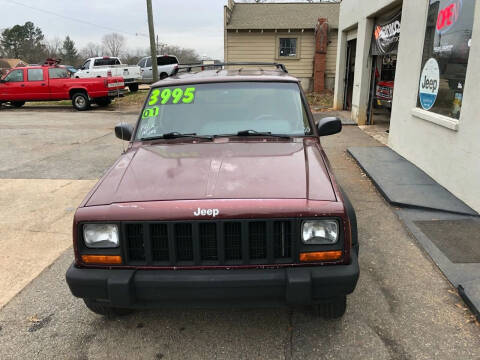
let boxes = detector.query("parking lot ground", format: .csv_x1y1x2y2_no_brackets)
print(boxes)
0,109,137,308
0,179,96,308
0,110,479,360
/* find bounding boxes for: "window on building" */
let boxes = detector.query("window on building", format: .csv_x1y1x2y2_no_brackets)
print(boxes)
28,69,44,81
48,68,69,79
279,38,297,57
4,69,24,82
417,0,476,119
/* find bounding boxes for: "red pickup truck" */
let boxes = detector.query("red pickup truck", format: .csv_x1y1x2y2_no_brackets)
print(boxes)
0,65,125,110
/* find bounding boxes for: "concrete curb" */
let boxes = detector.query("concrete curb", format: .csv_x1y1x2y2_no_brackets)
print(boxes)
347,146,480,321
347,147,478,216
459,283,480,321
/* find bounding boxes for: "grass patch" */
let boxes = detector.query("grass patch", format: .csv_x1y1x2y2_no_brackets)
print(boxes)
306,92,334,111
25,100,71,107
22,89,329,112
23,90,149,110
114,90,148,108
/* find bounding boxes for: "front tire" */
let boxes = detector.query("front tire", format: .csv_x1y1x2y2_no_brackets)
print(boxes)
128,83,139,92
72,92,90,111
83,299,133,317
10,101,25,108
160,72,168,80
314,296,347,319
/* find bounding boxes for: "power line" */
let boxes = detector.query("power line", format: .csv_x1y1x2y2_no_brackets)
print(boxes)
1,0,148,38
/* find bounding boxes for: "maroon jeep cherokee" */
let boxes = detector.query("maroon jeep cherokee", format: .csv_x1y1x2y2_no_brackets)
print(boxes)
66,63,359,318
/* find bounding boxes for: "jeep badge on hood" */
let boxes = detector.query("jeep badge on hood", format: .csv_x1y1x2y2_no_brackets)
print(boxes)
193,208,220,217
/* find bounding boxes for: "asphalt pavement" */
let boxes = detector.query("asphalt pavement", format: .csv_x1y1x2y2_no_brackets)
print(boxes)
0,109,479,360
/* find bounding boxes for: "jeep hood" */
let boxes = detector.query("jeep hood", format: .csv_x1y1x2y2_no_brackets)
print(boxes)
85,139,336,206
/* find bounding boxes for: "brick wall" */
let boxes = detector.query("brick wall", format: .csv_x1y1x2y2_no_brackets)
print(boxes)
313,18,328,93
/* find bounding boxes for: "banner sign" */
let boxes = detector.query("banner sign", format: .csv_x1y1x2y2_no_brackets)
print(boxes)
372,11,402,55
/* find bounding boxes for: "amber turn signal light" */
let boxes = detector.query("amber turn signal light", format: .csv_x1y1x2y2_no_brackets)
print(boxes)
299,250,342,262
81,255,122,265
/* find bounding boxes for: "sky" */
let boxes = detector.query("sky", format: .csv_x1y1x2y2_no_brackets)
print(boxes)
0,0,227,60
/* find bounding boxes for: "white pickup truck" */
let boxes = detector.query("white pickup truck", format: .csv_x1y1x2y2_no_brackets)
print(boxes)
75,57,142,92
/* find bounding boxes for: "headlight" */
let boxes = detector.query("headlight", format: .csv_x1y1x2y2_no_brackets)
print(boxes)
302,220,339,244
83,224,119,248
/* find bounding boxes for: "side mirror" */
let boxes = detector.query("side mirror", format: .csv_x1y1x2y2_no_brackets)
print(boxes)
115,123,134,141
317,117,342,137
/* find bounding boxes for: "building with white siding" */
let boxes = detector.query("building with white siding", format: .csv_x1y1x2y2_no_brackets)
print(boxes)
333,0,480,212
224,0,340,92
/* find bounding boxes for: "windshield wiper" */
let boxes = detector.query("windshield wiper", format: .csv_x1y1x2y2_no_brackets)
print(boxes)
140,132,213,141
215,130,291,139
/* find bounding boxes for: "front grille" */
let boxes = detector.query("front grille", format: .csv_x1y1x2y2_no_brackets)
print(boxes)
225,222,242,260
249,222,267,259
125,224,145,261
151,224,169,261
376,86,393,99
124,220,296,266
175,223,193,261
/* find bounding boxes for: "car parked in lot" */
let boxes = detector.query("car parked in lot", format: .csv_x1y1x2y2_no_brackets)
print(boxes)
66,63,359,318
75,57,142,92
137,55,179,82
0,64,125,110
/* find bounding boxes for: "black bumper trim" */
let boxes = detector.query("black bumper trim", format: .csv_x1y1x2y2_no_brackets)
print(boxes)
66,252,359,308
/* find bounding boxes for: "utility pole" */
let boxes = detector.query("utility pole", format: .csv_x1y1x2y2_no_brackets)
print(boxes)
146,0,158,82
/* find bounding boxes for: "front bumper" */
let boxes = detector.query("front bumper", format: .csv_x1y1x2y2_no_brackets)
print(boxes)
376,98,392,108
123,78,142,84
66,252,359,308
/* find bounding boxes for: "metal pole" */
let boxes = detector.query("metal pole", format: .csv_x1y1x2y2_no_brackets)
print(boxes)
146,0,158,83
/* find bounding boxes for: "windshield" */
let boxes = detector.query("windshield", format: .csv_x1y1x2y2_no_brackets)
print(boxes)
135,82,311,140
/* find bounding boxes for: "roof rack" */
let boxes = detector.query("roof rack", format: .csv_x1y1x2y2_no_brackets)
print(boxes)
176,62,288,74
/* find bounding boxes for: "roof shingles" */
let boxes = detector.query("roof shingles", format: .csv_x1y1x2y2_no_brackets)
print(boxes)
0,58,26,69
226,2,340,30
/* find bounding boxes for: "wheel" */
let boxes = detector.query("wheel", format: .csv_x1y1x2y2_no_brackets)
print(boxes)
83,299,133,317
95,97,112,107
314,296,347,319
128,83,139,92
10,101,25,108
160,72,168,80
72,92,90,111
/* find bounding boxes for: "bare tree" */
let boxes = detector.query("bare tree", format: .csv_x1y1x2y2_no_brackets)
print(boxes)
44,37,62,59
123,44,201,65
158,45,200,64
123,47,145,66
102,33,125,57
80,42,102,59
